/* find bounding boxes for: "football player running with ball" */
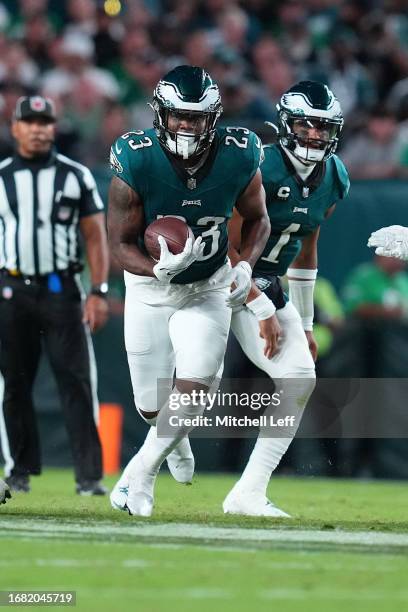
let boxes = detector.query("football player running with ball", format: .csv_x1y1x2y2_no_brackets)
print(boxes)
108,66,270,517
223,81,350,517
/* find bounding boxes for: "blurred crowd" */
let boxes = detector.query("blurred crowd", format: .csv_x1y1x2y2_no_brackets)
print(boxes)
0,0,407,176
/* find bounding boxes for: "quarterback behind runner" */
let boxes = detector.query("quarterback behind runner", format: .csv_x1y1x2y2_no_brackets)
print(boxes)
107,65,270,516
223,81,350,517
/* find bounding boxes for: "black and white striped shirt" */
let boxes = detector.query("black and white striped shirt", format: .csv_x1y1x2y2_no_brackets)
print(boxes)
0,150,104,275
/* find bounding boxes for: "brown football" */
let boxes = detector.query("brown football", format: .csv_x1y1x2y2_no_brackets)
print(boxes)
144,217,194,261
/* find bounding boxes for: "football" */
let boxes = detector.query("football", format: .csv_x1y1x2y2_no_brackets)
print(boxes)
144,217,194,261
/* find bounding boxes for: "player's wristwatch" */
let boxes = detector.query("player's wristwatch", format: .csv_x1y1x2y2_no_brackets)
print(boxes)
90,282,109,298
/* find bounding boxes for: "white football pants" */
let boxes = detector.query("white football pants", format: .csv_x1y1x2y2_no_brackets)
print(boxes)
124,268,232,414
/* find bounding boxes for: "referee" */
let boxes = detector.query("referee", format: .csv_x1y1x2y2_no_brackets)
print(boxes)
0,96,109,495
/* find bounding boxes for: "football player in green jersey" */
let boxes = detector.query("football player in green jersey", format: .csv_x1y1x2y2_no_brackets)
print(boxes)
107,66,270,516
223,81,350,517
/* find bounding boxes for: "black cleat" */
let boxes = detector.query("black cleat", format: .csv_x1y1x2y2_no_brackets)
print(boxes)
76,480,107,496
5,475,30,493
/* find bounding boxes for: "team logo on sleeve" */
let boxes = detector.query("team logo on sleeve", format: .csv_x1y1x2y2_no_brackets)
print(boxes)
110,148,123,173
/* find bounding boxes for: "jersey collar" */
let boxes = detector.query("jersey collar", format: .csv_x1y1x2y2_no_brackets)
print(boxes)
279,145,326,195
161,134,219,191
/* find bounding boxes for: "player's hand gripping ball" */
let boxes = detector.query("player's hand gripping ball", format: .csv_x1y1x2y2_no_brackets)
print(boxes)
144,217,194,261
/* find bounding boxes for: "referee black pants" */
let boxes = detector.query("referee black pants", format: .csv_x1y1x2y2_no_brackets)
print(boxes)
0,274,102,483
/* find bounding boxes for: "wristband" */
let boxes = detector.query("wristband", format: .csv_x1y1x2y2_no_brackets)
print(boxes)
246,292,276,320
287,267,317,280
237,260,252,277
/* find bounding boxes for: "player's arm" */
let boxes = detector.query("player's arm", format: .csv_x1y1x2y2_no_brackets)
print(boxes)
235,169,270,269
80,212,109,332
228,204,281,358
287,225,324,361
225,170,270,308
107,176,155,277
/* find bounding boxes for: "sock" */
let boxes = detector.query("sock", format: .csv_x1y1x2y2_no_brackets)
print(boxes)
140,387,206,474
236,375,315,496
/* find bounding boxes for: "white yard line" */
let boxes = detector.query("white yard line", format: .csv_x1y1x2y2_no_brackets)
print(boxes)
1,518,408,551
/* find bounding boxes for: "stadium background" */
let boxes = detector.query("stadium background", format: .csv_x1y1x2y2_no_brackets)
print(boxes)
1,0,408,479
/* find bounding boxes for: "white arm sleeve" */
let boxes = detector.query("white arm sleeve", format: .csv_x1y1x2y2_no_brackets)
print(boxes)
287,268,317,331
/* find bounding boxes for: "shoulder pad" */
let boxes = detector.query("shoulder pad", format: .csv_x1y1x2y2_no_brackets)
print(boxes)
260,144,288,184
218,126,263,179
110,130,155,190
331,155,350,200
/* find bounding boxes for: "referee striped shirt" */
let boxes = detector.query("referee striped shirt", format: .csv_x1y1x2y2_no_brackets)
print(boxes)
0,150,104,275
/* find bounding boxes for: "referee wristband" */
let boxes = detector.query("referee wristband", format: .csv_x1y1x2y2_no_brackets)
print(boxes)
246,292,276,321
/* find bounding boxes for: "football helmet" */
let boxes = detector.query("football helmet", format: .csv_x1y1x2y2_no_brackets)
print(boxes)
277,81,344,164
151,65,223,160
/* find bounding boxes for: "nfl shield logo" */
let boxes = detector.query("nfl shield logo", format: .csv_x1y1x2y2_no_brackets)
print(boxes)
187,177,196,190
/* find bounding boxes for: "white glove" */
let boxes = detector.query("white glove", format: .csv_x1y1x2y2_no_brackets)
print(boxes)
226,261,252,308
0,478,11,504
368,225,408,261
153,235,204,283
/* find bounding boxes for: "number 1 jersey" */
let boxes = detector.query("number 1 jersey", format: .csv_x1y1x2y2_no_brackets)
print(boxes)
253,144,349,278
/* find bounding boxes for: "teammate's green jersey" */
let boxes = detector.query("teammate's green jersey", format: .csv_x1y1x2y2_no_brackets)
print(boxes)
253,144,349,278
110,126,262,283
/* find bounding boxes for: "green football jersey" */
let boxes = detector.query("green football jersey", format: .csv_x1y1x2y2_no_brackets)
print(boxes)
110,126,262,283
253,144,350,278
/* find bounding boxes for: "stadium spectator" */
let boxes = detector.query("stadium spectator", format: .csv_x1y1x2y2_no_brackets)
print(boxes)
0,95,109,495
341,106,408,179
342,254,408,320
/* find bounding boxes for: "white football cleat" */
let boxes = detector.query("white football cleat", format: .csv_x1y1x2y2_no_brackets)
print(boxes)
223,487,291,518
110,482,128,511
166,437,195,484
126,454,156,517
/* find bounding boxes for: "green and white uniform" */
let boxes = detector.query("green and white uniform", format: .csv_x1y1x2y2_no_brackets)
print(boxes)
231,143,349,377
110,126,262,412
253,143,349,304
110,126,262,284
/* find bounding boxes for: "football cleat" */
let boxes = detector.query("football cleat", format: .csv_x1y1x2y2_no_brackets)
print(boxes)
166,437,195,484
223,487,291,518
126,454,156,517
110,483,129,511
0,478,11,504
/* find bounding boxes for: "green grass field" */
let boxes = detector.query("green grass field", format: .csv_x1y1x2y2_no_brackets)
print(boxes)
1,469,408,611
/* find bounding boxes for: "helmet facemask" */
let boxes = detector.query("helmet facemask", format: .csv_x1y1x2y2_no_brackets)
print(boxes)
152,103,221,160
276,81,344,165
280,112,343,163
151,66,223,161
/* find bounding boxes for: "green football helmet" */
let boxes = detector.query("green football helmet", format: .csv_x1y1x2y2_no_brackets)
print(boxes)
151,65,223,160
277,81,344,164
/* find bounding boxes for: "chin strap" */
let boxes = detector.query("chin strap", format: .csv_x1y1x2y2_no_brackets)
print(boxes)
287,267,317,331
